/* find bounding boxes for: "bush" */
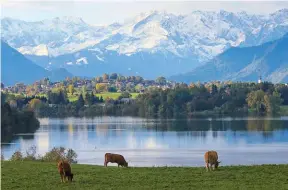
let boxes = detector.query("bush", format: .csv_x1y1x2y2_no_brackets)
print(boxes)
10,150,23,161
8,147,78,163
42,147,77,163
23,146,37,161
42,147,66,162
66,149,78,163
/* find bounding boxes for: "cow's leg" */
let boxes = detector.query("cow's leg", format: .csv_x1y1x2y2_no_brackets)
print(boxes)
118,164,119,167
205,163,209,171
60,173,64,183
104,161,108,167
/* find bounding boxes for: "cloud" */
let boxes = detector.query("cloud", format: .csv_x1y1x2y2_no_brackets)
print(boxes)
1,1,288,24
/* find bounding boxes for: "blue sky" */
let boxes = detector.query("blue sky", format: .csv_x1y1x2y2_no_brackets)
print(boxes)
1,1,288,25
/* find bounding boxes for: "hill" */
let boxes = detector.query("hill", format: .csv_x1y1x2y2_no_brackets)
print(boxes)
1,41,72,86
170,33,288,83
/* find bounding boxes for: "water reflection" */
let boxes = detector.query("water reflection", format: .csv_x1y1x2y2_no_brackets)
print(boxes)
2,117,288,166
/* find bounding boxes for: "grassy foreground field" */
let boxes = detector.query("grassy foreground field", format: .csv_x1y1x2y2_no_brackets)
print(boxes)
1,162,288,190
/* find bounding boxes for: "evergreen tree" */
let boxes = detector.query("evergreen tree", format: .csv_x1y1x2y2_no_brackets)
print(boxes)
77,94,85,109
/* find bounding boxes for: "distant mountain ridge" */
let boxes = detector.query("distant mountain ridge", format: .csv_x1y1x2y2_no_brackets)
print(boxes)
1,9,288,78
1,41,73,86
170,33,288,83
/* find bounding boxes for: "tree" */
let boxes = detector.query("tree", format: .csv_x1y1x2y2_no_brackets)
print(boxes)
118,92,132,100
156,76,166,85
82,86,87,95
103,73,109,81
95,83,107,92
110,73,118,80
246,90,266,113
85,92,95,106
276,85,288,105
264,91,283,114
95,77,103,83
68,85,75,95
107,86,117,92
77,94,85,108
117,75,125,82
211,84,218,95
135,76,143,83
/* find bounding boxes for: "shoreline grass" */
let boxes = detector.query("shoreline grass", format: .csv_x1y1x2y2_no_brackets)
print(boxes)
1,161,288,190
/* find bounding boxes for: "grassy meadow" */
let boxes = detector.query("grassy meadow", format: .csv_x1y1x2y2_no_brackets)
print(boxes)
68,92,139,102
1,161,288,190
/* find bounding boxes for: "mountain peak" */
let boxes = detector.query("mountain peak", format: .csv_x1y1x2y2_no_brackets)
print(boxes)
50,16,86,24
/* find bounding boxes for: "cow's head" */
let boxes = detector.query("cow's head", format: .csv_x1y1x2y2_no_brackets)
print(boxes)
124,161,128,167
215,161,221,169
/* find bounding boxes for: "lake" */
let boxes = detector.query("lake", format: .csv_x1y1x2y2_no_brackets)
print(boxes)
2,116,288,167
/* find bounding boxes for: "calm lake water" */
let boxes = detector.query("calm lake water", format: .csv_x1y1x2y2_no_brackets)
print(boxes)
2,117,288,167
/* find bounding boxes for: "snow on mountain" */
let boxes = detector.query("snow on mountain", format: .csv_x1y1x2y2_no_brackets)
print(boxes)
1,9,288,78
76,57,88,65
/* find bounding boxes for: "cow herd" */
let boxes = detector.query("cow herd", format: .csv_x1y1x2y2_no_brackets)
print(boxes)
57,150,220,183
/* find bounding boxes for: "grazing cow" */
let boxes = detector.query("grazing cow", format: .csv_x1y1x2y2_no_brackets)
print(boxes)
104,153,128,167
57,160,74,182
204,151,220,171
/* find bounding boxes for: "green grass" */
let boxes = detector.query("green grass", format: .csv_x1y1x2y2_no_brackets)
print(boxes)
2,161,288,190
68,92,139,102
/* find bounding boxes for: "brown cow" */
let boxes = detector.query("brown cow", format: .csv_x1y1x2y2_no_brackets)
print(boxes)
57,160,74,182
104,153,128,167
204,151,220,171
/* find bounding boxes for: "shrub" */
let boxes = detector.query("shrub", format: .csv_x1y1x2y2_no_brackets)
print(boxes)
10,150,23,161
23,146,37,161
42,147,66,162
8,147,78,163
41,147,77,163
66,149,78,163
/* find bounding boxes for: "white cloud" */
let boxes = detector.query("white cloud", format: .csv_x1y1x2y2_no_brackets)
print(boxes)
1,1,288,25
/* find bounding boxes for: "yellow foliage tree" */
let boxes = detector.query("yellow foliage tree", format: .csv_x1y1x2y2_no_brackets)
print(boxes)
95,83,107,92
68,84,75,95
28,98,42,111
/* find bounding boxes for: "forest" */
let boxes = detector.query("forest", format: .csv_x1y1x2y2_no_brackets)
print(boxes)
2,81,288,118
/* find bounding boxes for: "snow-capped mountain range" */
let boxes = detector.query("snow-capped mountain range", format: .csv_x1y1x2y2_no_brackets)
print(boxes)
1,9,288,78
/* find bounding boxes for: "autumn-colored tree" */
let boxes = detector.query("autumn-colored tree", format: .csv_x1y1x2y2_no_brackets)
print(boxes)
28,98,42,111
68,84,75,95
95,83,107,92
95,77,103,83
246,90,266,113
103,73,109,81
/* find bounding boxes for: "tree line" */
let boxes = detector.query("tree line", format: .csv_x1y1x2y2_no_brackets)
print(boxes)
1,93,40,142
3,82,288,118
